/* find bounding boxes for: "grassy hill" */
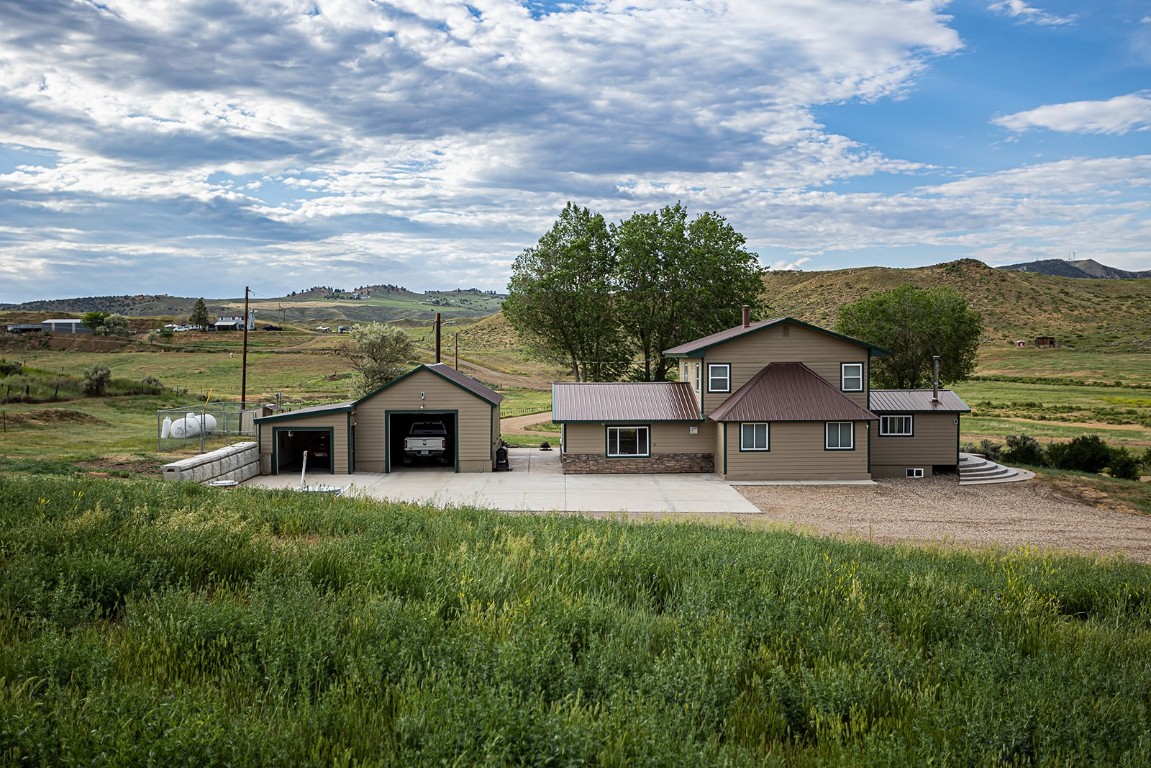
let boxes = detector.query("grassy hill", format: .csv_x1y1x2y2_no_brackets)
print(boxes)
762,259,1151,350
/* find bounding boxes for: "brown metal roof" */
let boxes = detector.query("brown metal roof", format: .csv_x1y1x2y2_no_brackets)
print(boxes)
663,317,888,357
708,362,878,423
255,401,354,423
869,389,971,413
552,382,701,422
424,363,504,405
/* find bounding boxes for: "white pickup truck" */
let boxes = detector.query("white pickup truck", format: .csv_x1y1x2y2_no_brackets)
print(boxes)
402,422,449,464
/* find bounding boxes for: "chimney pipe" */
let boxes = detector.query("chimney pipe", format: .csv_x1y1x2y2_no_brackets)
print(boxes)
742,304,750,328
931,355,940,403
435,312,442,363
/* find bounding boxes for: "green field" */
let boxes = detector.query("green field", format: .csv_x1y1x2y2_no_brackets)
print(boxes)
1,472,1149,766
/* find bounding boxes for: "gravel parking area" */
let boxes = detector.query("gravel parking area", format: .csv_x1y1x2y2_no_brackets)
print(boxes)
737,476,1151,564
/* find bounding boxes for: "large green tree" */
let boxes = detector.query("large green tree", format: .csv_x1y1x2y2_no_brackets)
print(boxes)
836,285,982,389
502,203,630,381
337,323,416,397
615,204,765,380
189,298,210,330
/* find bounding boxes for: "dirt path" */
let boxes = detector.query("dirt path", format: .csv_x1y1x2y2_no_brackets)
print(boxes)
501,411,555,436
737,476,1151,564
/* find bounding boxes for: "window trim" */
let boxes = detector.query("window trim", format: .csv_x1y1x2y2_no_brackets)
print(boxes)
605,425,651,458
879,414,914,437
739,422,770,452
840,362,864,392
707,363,731,393
825,421,855,451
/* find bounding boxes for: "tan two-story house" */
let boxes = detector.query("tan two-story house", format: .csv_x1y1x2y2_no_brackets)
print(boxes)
552,314,970,482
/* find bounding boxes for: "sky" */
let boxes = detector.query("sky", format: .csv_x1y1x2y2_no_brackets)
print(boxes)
1,0,1149,303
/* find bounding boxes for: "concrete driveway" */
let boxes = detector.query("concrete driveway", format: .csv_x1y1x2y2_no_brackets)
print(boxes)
243,447,762,516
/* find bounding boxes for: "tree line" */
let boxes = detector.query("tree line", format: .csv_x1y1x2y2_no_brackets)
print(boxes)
503,202,766,381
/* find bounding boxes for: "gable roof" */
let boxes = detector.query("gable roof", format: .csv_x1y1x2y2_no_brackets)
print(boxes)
870,389,971,413
356,362,503,406
255,401,354,424
663,317,888,358
708,362,878,423
553,381,702,422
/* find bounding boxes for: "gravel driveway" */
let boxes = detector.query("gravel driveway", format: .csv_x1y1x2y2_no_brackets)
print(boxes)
737,476,1151,564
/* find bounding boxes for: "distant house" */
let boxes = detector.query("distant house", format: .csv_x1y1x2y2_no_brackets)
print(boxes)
212,312,256,331
1034,336,1056,348
6,324,42,334
41,319,91,334
552,314,971,481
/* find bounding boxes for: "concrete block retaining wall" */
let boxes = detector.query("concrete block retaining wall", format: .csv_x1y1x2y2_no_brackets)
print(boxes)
560,452,714,474
162,442,260,484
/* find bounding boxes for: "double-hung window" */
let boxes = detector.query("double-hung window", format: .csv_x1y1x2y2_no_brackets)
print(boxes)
740,422,769,451
825,422,854,450
708,363,731,393
879,415,913,436
841,363,863,392
606,426,650,458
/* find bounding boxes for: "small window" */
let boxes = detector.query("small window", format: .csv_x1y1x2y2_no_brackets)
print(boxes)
740,422,769,451
708,364,731,393
880,415,913,436
841,363,863,392
606,426,650,458
825,422,854,450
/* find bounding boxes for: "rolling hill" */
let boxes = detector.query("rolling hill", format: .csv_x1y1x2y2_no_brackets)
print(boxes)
998,258,1151,280
761,259,1151,350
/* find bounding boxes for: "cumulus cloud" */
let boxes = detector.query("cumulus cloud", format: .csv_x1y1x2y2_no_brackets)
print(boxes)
0,0,1147,301
993,92,1151,135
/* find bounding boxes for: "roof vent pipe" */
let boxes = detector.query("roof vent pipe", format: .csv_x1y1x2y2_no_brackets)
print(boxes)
931,355,940,403
742,304,750,328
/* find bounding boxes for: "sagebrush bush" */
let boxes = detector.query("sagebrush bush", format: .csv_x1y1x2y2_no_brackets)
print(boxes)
1107,447,1142,481
1001,434,1044,466
1046,435,1111,474
81,364,111,396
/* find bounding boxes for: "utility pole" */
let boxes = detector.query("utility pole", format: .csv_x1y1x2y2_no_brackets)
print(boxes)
434,312,442,363
241,286,250,409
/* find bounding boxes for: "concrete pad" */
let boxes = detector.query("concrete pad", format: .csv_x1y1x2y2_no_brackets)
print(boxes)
242,447,761,516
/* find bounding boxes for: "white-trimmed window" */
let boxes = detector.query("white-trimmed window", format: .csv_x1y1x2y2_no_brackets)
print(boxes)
708,363,731,393
607,426,650,458
825,422,854,450
694,363,702,392
841,363,864,392
880,415,913,436
740,422,769,451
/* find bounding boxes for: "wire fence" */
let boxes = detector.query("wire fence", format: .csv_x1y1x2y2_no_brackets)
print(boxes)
156,401,264,452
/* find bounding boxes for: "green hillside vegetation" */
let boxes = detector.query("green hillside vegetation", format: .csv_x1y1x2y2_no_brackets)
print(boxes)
763,259,1151,350
2,472,1149,766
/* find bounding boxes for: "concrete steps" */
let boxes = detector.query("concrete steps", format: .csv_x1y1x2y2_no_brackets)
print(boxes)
958,453,1035,485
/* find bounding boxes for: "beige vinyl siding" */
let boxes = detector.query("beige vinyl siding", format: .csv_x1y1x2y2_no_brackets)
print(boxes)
871,412,960,478
563,422,714,455
721,421,871,481
700,323,870,415
259,414,350,474
491,405,502,460
355,369,494,473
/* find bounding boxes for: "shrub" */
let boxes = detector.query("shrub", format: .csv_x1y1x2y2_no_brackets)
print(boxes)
1107,448,1141,481
0,359,23,377
1046,435,1111,474
82,364,112,396
1141,447,1151,471
1001,434,1044,466
978,439,1002,461
139,376,164,395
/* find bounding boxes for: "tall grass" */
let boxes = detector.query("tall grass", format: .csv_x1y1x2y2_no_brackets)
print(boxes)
2,472,1150,766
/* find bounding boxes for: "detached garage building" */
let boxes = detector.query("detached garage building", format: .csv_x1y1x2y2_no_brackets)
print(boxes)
255,363,504,475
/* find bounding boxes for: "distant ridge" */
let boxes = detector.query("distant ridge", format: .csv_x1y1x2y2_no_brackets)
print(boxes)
998,258,1151,280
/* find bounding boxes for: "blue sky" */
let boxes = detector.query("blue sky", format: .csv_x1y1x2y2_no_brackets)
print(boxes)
1,0,1148,303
